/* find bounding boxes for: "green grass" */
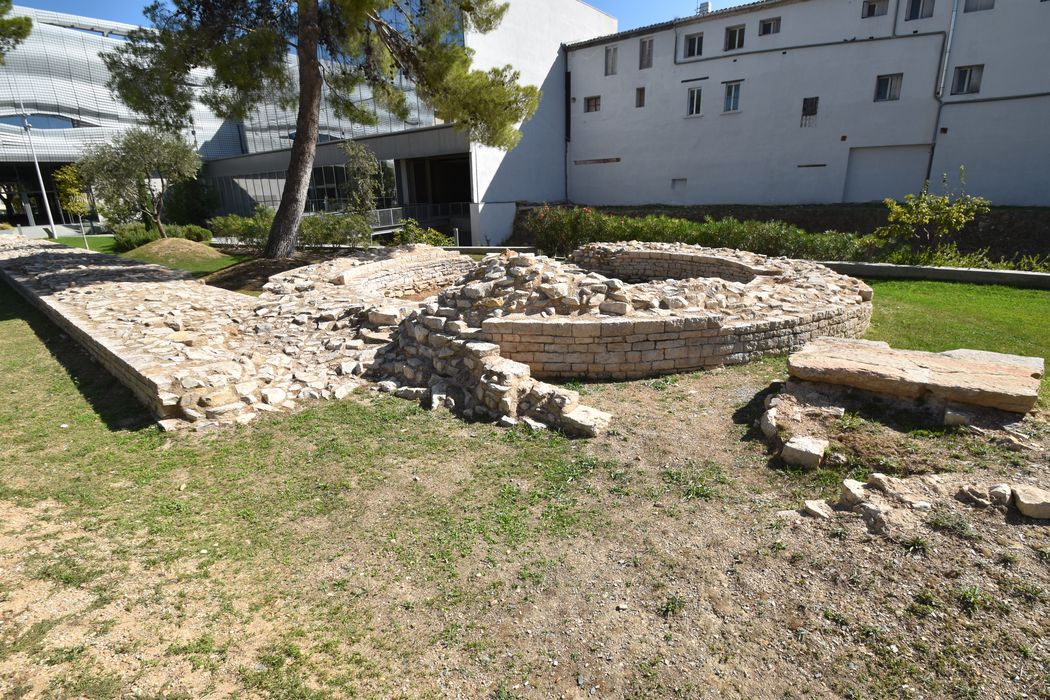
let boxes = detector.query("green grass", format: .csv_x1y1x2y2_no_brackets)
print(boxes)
55,235,116,254
121,245,250,277
53,234,248,277
866,280,1050,403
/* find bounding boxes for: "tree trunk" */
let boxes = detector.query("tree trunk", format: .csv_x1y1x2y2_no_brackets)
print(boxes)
263,0,323,259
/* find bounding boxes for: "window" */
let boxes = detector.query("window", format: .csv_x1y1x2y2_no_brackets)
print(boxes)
636,87,646,108
724,25,745,51
951,65,983,94
963,0,994,11
604,46,618,76
862,0,889,17
759,17,781,35
874,73,902,101
906,0,935,20
687,87,702,115
639,37,653,69
685,33,703,58
723,81,742,112
584,96,601,112
800,96,818,127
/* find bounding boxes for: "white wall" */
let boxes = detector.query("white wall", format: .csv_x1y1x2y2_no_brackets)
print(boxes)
465,0,617,243
565,0,1050,208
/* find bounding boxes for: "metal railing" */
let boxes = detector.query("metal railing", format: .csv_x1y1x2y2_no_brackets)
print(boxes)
367,202,471,231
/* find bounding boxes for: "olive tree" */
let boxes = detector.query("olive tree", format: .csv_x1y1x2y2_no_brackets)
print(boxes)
77,129,200,236
103,0,540,258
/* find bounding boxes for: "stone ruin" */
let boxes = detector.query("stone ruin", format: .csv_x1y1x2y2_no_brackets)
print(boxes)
0,237,876,437
0,239,475,430
370,242,874,434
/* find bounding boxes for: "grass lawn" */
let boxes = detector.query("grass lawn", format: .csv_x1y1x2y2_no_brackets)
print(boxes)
866,280,1050,403
121,243,252,277
55,234,116,254
0,275,1046,697
53,235,248,278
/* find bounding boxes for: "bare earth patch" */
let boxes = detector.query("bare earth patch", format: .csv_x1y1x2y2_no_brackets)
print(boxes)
0,278,1047,697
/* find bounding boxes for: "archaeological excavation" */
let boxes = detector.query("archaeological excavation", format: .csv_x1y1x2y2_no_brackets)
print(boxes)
18,235,1041,442
0,237,883,436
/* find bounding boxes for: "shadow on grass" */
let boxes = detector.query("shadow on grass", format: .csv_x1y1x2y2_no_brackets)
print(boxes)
0,284,153,432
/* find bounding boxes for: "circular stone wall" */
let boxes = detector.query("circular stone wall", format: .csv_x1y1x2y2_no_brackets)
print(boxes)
382,242,873,382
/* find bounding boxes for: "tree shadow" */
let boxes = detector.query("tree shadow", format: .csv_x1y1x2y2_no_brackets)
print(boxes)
0,284,153,432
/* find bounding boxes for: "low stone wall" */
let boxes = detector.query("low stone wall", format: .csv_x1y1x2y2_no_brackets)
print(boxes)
570,246,772,284
482,305,870,380
0,238,478,430
372,243,872,426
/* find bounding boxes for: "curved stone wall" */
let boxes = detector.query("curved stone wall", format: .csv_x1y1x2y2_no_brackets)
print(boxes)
376,242,874,393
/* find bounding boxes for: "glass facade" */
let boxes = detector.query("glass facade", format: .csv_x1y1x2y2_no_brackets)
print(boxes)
0,6,440,224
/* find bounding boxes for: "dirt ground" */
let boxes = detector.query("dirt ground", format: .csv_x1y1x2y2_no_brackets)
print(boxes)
204,251,334,293
1,347,1047,698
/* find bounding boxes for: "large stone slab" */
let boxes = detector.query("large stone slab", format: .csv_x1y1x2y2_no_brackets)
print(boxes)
788,338,1043,414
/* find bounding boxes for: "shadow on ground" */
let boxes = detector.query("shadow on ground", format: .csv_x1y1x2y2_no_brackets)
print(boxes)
0,284,153,432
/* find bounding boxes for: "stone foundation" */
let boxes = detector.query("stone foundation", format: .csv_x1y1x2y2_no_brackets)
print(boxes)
0,238,476,430
371,242,872,431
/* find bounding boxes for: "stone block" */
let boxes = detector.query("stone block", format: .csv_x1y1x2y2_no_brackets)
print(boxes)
780,435,828,469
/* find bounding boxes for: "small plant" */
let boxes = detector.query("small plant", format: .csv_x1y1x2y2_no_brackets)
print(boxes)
907,589,943,618
660,460,729,500
997,551,1019,568
873,168,990,249
902,535,929,556
955,585,991,615
822,609,849,627
657,594,686,618
926,509,979,541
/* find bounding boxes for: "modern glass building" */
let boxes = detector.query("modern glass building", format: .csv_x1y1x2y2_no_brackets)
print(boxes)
0,5,435,227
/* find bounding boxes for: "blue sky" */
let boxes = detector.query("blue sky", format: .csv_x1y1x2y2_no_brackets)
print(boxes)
14,0,738,32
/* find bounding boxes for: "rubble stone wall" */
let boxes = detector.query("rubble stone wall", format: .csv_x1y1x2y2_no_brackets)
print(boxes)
0,238,478,431
569,247,767,284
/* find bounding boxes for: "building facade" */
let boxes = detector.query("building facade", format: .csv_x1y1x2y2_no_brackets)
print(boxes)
3,0,1046,243
565,0,1050,209
202,0,617,244
0,5,443,228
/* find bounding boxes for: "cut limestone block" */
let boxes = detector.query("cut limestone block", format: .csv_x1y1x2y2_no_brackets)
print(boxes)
780,435,828,469
787,337,1043,414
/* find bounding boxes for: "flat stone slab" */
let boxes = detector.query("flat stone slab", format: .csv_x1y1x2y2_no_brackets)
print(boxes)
788,338,1043,414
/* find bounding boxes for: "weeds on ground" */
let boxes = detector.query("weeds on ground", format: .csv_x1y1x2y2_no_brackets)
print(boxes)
927,509,979,540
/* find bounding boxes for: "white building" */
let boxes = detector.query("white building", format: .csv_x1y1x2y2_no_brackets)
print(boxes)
205,0,617,244
564,0,1050,209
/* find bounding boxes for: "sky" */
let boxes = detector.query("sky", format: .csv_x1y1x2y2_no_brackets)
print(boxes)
13,0,740,32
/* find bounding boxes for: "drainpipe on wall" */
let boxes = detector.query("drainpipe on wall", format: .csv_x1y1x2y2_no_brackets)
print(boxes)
926,0,961,181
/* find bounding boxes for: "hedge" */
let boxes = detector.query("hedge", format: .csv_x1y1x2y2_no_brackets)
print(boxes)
112,223,212,252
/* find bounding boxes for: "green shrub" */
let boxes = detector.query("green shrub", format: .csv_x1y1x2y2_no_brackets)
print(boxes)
176,224,212,243
298,212,372,248
207,206,275,248
391,218,453,247
112,222,213,252
112,223,155,252
874,170,990,248
523,205,864,260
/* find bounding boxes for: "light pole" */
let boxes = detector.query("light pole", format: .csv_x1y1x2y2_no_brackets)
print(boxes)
19,99,56,239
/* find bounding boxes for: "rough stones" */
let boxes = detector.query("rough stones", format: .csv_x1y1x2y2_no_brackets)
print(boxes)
780,435,828,469
788,337,1043,414
490,243,872,379
0,238,477,431
1012,484,1050,519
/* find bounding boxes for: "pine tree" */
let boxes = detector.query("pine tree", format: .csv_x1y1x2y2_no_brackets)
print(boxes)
103,0,540,258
